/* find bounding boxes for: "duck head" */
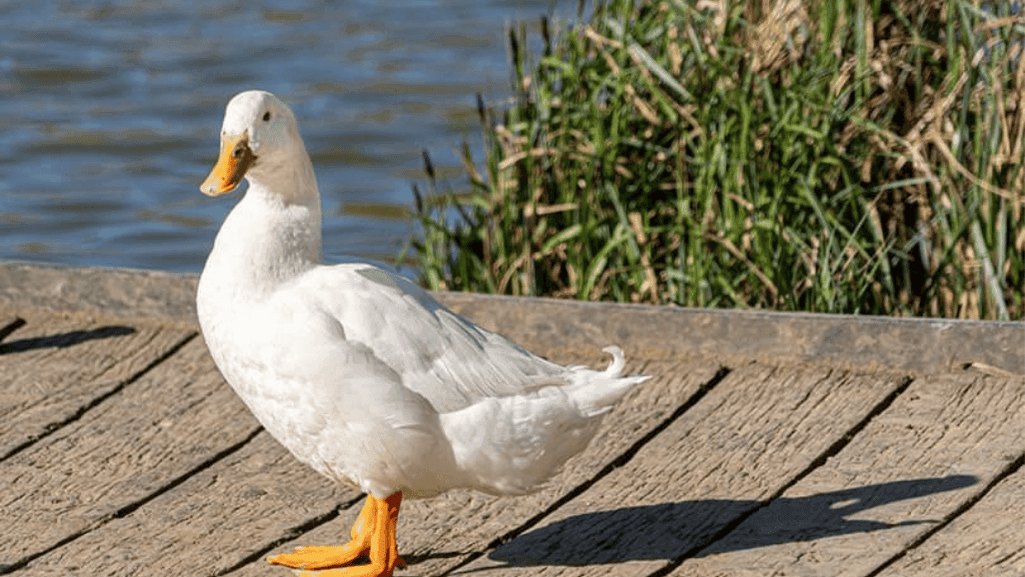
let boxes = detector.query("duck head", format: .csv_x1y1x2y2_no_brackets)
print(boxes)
200,90,307,197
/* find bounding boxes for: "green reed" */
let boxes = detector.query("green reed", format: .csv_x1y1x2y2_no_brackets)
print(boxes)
408,0,1024,320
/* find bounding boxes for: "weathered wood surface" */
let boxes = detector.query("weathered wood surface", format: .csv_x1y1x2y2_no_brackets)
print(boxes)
0,308,195,459
669,372,1025,577
877,459,1025,576
0,262,1022,577
3,261,1022,375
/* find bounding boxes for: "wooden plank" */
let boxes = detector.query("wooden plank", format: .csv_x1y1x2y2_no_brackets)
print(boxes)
875,461,1025,577
0,263,199,327
0,262,1019,576
0,306,195,459
4,262,1022,376
451,363,908,577
17,432,358,577
437,292,1025,376
224,356,720,577
0,337,259,571
668,373,1025,577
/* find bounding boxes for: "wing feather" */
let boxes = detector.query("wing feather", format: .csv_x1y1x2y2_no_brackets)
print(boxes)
302,264,566,413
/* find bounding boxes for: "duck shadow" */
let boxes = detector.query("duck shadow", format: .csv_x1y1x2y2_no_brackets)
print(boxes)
487,474,976,567
0,325,136,354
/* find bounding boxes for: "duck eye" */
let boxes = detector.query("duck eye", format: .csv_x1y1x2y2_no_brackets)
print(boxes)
262,112,271,122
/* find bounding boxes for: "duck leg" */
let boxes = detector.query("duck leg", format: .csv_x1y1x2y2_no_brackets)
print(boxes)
268,492,405,575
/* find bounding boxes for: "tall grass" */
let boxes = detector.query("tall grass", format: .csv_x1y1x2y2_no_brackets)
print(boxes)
410,0,1024,320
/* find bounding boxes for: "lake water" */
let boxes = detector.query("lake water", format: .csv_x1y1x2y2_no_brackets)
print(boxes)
0,0,567,275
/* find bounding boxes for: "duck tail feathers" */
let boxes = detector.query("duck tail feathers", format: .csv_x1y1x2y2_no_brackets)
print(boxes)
564,345,650,418
439,346,648,495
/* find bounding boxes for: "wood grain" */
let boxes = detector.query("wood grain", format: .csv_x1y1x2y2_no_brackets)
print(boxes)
875,461,1025,577
669,373,1025,577
0,337,256,570
0,306,195,459
18,432,357,577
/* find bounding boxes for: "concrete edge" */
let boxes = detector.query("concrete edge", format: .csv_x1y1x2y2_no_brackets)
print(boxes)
1,261,1022,376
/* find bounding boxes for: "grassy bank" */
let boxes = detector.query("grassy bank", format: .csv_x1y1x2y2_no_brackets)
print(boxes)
410,0,1024,320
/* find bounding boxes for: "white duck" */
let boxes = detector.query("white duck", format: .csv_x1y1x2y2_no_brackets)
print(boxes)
197,90,648,577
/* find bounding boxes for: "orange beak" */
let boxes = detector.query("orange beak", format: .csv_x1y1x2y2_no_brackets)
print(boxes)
200,131,255,196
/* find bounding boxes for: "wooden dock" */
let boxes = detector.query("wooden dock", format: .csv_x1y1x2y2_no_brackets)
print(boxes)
1,262,1023,577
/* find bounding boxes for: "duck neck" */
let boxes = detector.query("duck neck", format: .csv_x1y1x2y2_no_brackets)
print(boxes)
205,153,323,292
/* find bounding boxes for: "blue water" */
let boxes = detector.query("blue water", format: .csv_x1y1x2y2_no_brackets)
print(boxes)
0,0,564,274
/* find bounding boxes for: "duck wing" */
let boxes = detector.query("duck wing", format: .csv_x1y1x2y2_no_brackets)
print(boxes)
301,263,567,413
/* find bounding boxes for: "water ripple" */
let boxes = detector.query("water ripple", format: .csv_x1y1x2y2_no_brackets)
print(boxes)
0,0,567,274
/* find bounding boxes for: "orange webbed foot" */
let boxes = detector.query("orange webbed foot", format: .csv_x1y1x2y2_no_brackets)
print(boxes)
268,493,404,576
